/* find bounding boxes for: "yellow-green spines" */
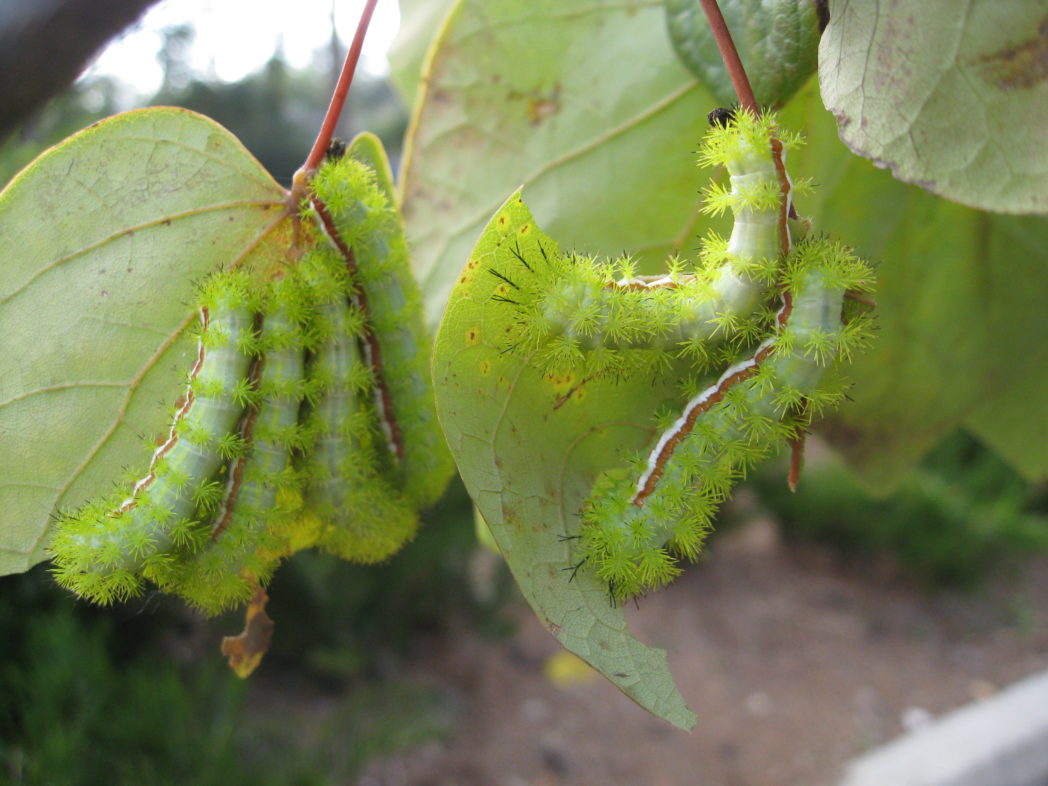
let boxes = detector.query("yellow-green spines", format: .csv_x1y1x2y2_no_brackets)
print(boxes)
578,237,874,602
168,273,313,614
49,270,258,604
298,245,419,563
310,153,454,509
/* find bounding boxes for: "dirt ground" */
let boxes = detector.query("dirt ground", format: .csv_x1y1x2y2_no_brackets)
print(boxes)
356,515,1048,786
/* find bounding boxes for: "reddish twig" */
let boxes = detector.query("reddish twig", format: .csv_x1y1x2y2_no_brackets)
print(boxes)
301,0,379,173
698,0,759,114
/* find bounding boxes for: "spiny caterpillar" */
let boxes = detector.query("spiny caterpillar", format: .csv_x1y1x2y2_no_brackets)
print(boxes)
49,136,454,613
298,244,418,563
563,111,874,601
488,110,806,379
578,237,874,601
170,273,313,614
307,150,453,509
49,271,257,603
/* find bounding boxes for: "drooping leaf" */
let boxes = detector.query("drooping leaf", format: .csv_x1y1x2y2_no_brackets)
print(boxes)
819,0,1048,214
665,0,824,108
0,107,291,575
433,192,697,730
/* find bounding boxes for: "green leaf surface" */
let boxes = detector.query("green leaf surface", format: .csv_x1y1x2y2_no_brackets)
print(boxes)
665,0,823,108
0,107,290,575
433,193,697,730
819,0,1048,214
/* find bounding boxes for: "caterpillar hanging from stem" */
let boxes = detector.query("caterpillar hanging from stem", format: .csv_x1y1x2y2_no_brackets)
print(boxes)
49,138,455,612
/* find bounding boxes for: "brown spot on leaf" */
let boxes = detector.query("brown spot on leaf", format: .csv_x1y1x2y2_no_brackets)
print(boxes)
974,14,1048,89
466,327,480,345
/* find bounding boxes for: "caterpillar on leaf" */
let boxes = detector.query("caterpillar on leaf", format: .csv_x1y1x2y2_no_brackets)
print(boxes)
50,271,258,604
169,273,313,614
578,236,874,601
487,110,807,380
48,133,453,613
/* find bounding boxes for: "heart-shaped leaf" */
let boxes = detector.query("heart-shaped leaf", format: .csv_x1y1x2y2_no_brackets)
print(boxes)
433,192,698,730
0,107,291,575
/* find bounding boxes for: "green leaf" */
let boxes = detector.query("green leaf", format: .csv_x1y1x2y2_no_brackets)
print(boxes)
0,107,290,575
819,0,1048,214
399,0,716,329
665,0,823,108
433,193,697,730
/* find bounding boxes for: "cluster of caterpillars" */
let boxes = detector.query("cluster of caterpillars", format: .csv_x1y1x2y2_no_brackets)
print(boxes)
49,152,453,614
486,109,875,601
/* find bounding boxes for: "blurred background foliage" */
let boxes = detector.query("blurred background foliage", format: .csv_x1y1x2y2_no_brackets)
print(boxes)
1,9,1046,784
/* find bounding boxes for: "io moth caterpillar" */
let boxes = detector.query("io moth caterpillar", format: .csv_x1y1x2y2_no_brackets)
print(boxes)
169,273,312,614
576,236,874,601
486,110,805,379
50,271,258,604
298,245,419,563
307,144,455,509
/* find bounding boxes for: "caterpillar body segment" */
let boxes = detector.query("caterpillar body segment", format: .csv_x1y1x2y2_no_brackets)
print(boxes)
578,237,874,602
169,274,313,614
309,148,454,509
298,245,419,563
50,272,258,604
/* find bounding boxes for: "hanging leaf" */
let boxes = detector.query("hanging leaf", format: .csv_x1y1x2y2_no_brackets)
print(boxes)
819,0,1048,214
433,192,698,730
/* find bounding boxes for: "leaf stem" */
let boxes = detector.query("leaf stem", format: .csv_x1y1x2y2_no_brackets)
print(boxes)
300,0,380,175
698,0,759,114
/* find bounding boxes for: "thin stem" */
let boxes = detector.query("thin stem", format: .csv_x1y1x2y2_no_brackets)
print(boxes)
301,0,380,174
698,0,759,114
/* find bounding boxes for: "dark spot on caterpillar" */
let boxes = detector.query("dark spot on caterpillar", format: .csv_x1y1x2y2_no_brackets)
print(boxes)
325,138,347,160
708,107,736,128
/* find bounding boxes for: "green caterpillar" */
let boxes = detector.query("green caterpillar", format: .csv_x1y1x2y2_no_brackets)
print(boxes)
308,143,454,509
577,236,874,601
298,244,418,563
169,273,312,614
487,110,804,379
50,271,258,604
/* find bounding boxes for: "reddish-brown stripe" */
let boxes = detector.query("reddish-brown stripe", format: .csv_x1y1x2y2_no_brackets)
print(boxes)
212,350,265,539
631,292,794,505
311,196,404,462
769,137,792,258
118,306,210,513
